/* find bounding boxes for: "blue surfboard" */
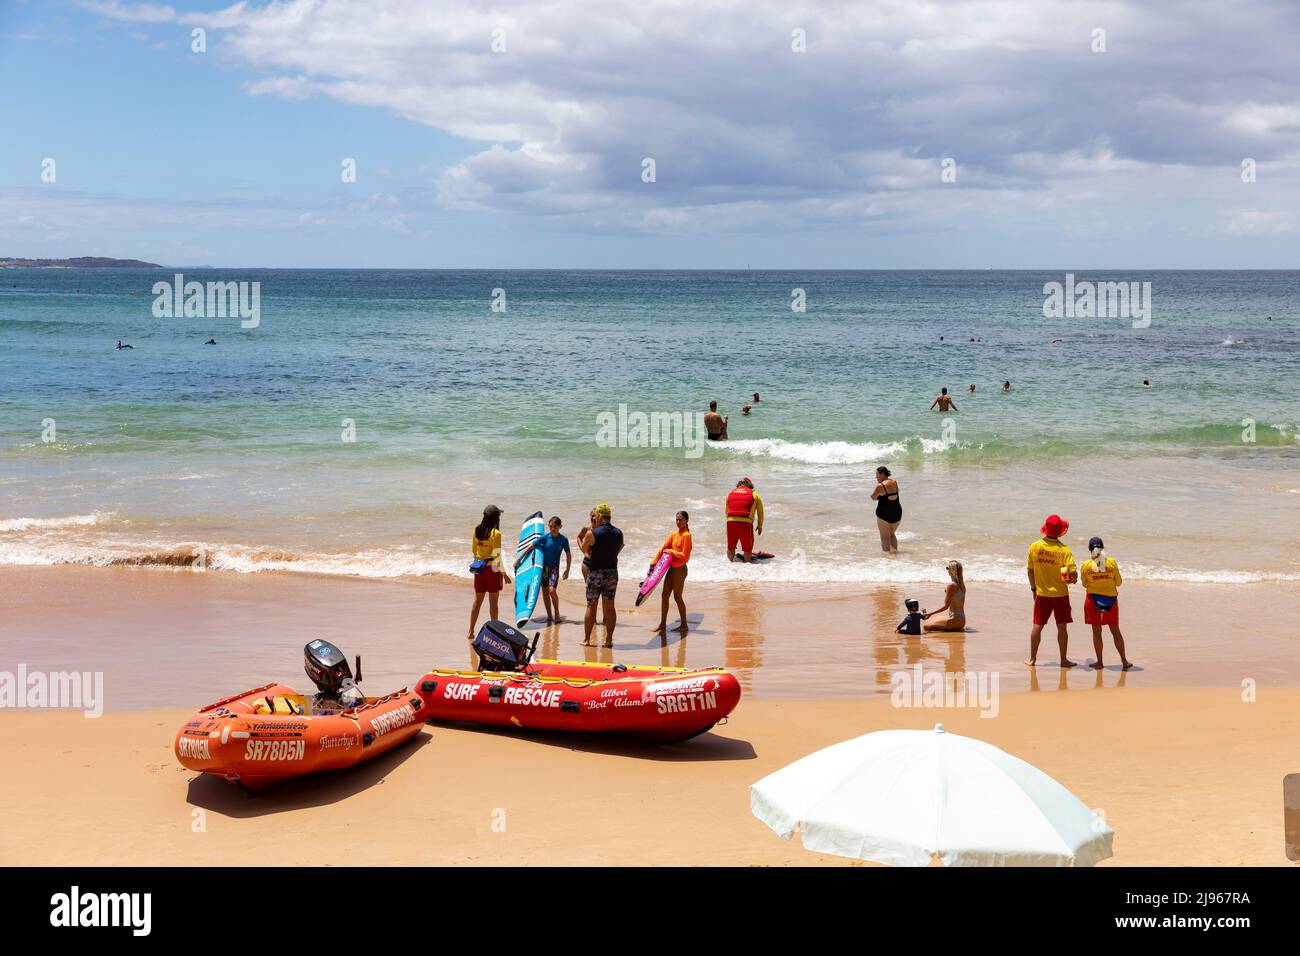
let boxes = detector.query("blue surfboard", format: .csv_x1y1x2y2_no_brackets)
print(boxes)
514,511,546,628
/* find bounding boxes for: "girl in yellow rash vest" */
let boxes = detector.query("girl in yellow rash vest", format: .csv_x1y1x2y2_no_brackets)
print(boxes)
1081,535,1132,670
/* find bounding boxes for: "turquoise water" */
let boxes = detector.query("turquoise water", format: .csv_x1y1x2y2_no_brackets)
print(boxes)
2,268,1297,583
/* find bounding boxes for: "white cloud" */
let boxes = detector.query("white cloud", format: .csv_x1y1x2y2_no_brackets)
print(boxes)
75,0,1300,242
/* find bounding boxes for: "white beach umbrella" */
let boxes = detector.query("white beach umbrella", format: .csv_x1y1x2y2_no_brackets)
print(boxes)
751,723,1114,867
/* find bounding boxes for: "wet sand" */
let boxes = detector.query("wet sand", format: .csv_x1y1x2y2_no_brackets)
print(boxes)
2,565,1299,708
3,566,1297,866
2,687,1296,866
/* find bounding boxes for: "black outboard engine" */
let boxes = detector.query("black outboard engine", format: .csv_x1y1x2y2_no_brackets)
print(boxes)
305,639,358,697
473,620,537,672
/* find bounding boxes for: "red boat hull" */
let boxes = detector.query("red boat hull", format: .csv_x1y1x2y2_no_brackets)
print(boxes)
416,659,741,743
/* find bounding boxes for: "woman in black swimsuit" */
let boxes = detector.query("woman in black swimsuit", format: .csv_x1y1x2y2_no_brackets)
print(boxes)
870,466,903,552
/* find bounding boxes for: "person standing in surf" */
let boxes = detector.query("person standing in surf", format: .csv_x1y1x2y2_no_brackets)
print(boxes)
704,401,728,441
1081,536,1132,670
929,388,958,412
870,466,902,552
652,511,693,636
1026,514,1077,667
582,503,623,648
725,478,763,562
469,505,512,640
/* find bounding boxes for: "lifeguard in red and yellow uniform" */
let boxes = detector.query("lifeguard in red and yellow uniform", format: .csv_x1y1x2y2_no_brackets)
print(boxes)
725,477,763,562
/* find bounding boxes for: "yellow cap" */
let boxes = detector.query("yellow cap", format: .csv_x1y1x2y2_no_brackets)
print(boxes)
594,502,612,518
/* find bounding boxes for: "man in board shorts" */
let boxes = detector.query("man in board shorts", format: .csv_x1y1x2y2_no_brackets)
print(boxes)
582,503,623,648
1026,514,1077,668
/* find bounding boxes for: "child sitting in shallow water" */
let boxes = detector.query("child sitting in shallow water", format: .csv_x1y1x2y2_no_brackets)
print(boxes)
896,599,924,636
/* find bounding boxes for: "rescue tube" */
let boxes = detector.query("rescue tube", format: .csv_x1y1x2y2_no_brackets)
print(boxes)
174,682,426,792
415,659,741,744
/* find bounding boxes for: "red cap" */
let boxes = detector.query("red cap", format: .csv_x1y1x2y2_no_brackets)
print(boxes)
1040,514,1068,537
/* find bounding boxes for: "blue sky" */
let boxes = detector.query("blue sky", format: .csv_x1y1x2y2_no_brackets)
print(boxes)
3,0,1300,268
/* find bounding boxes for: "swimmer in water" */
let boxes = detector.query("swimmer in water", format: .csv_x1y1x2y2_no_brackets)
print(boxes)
741,404,752,416
204,339,216,345
929,388,958,413
1002,380,1011,392
1143,379,1151,388
115,340,133,349
969,384,976,394
752,392,761,403
704,400,728,441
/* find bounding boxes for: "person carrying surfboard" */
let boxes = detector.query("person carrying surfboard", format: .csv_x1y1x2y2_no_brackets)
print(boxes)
468,505,512,640
518,516,570,625
651,511,693,635
725,478,763,562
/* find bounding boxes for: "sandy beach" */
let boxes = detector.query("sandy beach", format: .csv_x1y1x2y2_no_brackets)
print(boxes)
6,566,1300,706
3,686,1296,867
3,565,1299,866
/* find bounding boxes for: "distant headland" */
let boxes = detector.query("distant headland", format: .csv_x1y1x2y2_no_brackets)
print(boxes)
0,256,163,269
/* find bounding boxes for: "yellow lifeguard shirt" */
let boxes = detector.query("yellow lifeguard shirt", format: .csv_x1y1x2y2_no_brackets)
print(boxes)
1027,537,1076,597
472,528,502,569
1080,557,1123,597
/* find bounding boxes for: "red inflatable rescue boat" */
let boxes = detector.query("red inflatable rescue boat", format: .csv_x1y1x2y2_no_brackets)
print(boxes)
416,621,742,743
174,640,425,791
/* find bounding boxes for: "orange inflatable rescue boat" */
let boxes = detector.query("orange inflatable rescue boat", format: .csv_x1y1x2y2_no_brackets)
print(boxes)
174,640,425,792
416,621,741,744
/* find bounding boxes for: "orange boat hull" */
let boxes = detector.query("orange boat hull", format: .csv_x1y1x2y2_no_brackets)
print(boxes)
174,683,426,791
416,659,741,743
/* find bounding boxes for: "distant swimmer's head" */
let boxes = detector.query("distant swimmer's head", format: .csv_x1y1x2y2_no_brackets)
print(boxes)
742,405,752,415
594,502,612,520
1143,380,1151,387
753,393,760,401
1040,514,1068,538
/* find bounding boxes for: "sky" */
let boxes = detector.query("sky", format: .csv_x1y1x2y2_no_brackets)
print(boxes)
2,0,1299,268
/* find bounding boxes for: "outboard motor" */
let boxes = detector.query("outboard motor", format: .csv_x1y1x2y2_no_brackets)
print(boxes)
473,620,538,672
305,639,363,705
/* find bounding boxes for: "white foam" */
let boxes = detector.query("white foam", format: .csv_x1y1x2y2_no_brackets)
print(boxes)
0,539,1295,585
0,513,110,533
717,437,957,466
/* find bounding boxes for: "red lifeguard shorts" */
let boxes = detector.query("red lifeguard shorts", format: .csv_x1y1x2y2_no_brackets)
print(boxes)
1032,594,1073,626
726,521,754,554
474,568,503,594
1084,594,1119,626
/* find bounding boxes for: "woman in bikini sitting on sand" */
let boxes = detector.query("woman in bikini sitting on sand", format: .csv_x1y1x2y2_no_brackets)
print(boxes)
922,560,968,632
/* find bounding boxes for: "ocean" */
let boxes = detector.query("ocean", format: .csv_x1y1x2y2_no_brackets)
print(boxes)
2,268,1297,586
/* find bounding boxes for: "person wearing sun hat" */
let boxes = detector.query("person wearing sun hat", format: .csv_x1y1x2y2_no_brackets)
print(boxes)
1025,513,1078,667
